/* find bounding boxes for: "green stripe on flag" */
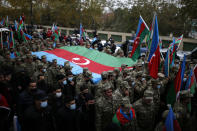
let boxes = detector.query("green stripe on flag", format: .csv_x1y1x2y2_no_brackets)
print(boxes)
60,46,136,67
166,81,176,107
112,114,121,126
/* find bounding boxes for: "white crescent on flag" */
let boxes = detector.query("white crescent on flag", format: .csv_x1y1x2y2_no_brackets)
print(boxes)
71,58,90,65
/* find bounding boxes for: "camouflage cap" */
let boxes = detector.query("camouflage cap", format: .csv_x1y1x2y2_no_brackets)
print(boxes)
121,64,128,68
103,83,111,91
101,71,108,79
151,79,158,85
136,71,143,77
162,110,169,119
37,64,43,70
143,89,153,98
121,81,130,89
85,70,93,78
158,73,165,78
52,59,57,63
41,55,46,59
108,70,113,76
83,67,89,74
113,68,120,74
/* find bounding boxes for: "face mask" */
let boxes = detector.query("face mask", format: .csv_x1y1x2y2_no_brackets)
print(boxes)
142,62,145,65
68,77,73,81
132,82,135,86
141,78,145,81
157,85,161,89
70,104,76,110
43,69,46,72
56,92,62,98
95,48,98,50
183,78,187,82
40,101,48,108
175,64,179,68
63,80,67,85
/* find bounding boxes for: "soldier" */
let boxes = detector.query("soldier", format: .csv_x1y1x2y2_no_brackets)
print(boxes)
107,70,115,91
133,88,155,131
173,90,193,131
32,64,45,81
24,55,36,77
40,55,49,69
96,85,115,131
76,67,89,82
76,70,94,95
113,68,122,90
112,103,137,131
134,71,147,101
154,109,169,131
96,71,109,99
113,81,131,110
47,59,61,87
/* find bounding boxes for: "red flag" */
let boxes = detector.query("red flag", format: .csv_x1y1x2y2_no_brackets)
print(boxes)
148,45,160,79
194,64,197,83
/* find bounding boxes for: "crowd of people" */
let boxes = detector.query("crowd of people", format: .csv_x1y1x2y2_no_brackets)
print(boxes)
0,28,197,131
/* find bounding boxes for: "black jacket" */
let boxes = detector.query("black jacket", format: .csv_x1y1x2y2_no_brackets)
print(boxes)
56,106,80,131
23,105,55,131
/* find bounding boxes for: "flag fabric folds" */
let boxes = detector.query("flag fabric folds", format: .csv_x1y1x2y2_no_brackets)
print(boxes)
112,107,136,126
148,45,160,79
148,15,159,62
130,16,149,61
163,107,181,131
164,50,170,77
174,55,186,99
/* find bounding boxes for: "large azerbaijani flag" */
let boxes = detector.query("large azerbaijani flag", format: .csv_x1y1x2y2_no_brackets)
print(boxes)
32,46,137,83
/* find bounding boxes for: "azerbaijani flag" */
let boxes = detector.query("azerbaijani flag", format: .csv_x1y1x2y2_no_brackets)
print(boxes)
185,69,196,94
15,20,18,31
112,107,135,126
163,107,181,131
32,46,137,83
148,45,160,79
18,16,24,30
148,14,159,62
168,35,183,51
166,55,186,106
130,16,149,61
80,23,86,41
194,64,197,83
169,38,176,67
24,33,32,40
9,30,15,48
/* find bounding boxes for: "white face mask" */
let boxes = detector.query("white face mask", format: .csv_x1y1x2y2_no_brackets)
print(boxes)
183,78,187,82
40,101,48,108
56,92,62,98
70,104,76,110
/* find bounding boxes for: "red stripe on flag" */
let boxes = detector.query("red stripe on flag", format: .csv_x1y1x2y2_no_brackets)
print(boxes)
45,49,131,74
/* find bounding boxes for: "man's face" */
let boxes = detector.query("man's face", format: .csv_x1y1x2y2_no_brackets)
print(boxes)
29,82,37,90
42,58,47,63
105,89,112,98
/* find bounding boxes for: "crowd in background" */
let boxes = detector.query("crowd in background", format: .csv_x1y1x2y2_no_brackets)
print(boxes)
0,28,197,131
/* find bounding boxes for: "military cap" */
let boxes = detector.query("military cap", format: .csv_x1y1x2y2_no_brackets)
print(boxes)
37,64,43,70
41,55,46,59
32,55,37,58
64,61,70,66
101,71,108,79
108,70,113,76
26,54,32,59
52,59,57,63
103,83,112,91
113,68,120,73
85,71,93,78
83,67,89,73
162,110,169,119
158,73,165,78
121,64,128,68
121,81,130,89
136,71,143,77
143,88,153,98
151,79,158,84
179,90,193,98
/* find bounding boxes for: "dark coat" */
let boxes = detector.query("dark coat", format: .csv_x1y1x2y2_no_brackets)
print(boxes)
23,105,55,131
56,106,80,131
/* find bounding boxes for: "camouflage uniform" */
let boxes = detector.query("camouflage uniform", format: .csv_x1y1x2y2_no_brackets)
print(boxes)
96,86,115,131
113,68,122,90
76,70,95,95
173,90,193,131
113,81,131,110
24,55,36,77
133,88,155,131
